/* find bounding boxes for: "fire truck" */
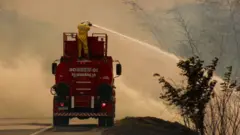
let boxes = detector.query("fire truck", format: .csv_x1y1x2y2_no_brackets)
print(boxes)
51,24,122,127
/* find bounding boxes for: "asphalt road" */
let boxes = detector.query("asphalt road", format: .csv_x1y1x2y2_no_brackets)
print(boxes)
0,118,104,135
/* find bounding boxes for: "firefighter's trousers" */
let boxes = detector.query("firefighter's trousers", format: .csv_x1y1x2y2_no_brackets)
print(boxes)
77,33,89,57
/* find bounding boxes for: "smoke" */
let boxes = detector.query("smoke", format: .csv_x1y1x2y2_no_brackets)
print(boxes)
125,0,240,78
0,54,52,118
0,6,64,118
0,6,61,118
0,0,198,122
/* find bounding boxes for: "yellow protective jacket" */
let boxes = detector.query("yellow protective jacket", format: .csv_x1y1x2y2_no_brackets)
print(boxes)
77,23,90,57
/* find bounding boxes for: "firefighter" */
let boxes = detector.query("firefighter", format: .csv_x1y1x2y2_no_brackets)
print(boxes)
77,21,92,58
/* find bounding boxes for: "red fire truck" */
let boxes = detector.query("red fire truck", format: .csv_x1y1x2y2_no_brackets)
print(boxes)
51,29,122,127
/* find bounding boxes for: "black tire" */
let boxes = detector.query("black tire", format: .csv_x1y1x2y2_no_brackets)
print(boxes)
98,117,114,127
98,117,105,127
53,116,69,126
106,117,114,127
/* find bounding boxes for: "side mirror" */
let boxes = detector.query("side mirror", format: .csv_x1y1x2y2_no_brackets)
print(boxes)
52,63,57,75
116,64,122,76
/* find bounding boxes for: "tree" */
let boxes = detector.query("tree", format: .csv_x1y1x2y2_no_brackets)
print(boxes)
205,66,240,135
154,56,219,135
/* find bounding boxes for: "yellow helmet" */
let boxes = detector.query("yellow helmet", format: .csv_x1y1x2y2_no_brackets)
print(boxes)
77,23,90,31
81,21,92,26
77,21,92,31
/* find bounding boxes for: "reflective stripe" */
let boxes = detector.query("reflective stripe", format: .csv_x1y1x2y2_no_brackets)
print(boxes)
71,96,74,108
54,112,108,116
91,96,94,108
76,81,91,84
76,88,91,90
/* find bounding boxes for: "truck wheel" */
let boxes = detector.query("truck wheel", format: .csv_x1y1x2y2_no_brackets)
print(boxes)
98,117,114,127
98,118,105,127
53,116,69,126
106,117,114,127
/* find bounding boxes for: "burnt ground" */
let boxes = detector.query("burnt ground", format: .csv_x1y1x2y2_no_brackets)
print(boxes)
102,117,198,135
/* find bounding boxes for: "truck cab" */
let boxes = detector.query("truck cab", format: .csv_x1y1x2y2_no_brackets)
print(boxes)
51,32,122,127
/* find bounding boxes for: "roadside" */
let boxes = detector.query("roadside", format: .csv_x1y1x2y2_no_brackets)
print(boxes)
0,117,198,135
0,118,51,135
102,117,198,135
